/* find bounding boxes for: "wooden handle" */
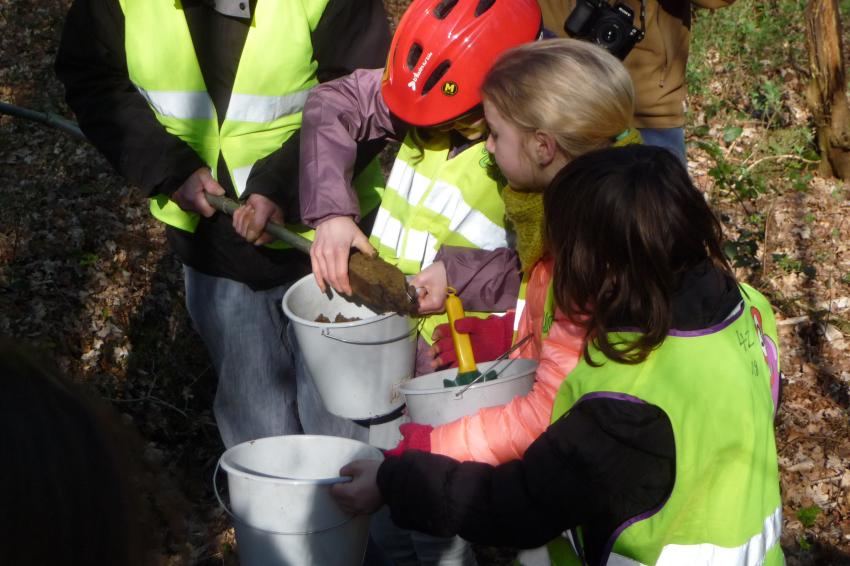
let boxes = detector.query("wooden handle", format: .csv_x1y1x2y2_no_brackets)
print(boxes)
204,193,313,255
445,290,477,374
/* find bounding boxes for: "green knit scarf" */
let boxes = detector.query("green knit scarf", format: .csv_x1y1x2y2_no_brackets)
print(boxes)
502,128,643,271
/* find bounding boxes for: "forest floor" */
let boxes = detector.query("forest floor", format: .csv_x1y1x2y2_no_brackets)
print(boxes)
2,0,850,564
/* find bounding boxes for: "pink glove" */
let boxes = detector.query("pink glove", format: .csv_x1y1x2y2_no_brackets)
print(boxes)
384,423,433,457
431,312,515,368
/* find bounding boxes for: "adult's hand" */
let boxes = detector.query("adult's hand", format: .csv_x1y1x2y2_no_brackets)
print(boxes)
311,216,374,295
232,194,284,246
330,459,383,516
171,167,225,217
410,261,448,314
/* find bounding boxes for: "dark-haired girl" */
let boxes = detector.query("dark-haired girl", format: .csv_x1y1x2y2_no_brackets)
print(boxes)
332,145,784,566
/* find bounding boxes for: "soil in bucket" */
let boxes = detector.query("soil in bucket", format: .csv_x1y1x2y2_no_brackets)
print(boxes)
283,274,417,420
217,435,383,566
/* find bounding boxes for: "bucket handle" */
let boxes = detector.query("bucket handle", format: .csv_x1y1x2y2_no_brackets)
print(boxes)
213,458,356,536
453,333,534,399
321,318,422,346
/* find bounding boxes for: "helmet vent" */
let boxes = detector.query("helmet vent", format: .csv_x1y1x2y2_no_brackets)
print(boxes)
406,44,423,71
474,0,496,16
433,0,459,19
421,60,451,95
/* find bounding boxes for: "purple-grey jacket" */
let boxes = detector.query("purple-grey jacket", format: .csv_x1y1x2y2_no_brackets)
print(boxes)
298,68,521,313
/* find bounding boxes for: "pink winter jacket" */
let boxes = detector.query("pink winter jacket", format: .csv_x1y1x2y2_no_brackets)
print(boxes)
429,257,586,465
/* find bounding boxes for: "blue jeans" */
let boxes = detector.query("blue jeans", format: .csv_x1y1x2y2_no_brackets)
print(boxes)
370,506,478,566
183,265,300,448
638,127,686,164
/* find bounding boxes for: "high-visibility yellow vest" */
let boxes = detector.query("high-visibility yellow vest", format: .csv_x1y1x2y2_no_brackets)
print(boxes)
370,131,508,343
120,0,383,242
548,284,784,566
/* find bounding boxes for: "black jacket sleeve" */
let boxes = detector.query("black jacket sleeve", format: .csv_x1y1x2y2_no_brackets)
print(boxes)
242,0,391,210
376,397,675,560
55,0,205,197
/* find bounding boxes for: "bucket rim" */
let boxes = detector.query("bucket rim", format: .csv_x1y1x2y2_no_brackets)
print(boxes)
219,435,383,486
398,359,538,396
282,274,407,329
398,368,535,396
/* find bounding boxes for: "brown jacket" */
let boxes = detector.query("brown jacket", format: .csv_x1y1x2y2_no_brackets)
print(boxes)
538,0,735,128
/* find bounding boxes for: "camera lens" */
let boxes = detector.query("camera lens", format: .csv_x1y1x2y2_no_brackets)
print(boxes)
596,21,623,47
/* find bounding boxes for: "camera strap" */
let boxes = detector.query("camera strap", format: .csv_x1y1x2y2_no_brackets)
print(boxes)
638,0,644,41
638,0,646,37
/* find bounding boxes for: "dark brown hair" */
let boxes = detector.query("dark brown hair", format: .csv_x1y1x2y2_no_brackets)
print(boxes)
0,339,149,566
544,145,733,365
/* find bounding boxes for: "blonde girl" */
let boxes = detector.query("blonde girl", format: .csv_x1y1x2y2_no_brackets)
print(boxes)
394,39,642,465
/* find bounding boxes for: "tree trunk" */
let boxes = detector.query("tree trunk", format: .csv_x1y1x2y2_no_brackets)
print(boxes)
805,0,850,180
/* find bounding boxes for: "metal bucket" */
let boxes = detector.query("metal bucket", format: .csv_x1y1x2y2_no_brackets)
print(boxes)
215,435,383,566
282,274,417,420
398,358,538,426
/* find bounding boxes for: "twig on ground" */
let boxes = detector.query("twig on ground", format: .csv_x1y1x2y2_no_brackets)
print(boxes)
743,153,819,174
779,315,811,326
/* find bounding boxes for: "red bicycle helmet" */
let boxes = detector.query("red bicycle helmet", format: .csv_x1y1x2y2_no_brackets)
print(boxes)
382,0,542,127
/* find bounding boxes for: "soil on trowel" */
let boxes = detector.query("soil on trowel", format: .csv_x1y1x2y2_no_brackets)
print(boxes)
346,251,420,316
314,313,362,323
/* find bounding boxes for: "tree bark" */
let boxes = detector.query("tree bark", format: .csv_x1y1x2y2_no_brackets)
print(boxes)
805,0,850,180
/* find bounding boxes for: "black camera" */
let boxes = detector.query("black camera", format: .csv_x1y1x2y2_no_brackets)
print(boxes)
564,0,645,60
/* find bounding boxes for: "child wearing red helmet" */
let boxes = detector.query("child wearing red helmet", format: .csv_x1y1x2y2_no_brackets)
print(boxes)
299,0,542,375
297,1,542,564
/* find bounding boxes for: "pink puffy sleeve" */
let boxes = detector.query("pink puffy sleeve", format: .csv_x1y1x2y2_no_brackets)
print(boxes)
428,259,586,465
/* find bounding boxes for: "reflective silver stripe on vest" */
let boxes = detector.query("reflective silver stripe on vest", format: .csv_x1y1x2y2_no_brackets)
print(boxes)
231,164,253,197
421,178,505,250
556,505,783,566
371,211,439,268
513,298,526,331
225,89,311,123
652,505,782,566
137,88,215,120
376,166,507,259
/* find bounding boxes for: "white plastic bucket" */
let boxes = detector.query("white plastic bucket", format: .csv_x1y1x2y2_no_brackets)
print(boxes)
282,274,417,420
399,358,538,426
215,435,384,566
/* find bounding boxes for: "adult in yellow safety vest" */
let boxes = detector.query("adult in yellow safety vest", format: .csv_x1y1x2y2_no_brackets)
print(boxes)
329,146,784,566
55,0,391,448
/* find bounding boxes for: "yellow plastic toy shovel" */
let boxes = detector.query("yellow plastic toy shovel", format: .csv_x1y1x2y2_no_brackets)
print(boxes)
442,289,496,388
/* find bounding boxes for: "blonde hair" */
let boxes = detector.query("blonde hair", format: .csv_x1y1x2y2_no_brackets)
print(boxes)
481,39,635,160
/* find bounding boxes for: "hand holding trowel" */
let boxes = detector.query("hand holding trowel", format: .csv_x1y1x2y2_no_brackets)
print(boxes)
442,289,496,387
205,194,419,316
441,290,533,388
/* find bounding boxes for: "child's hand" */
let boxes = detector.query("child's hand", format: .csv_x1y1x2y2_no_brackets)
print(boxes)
410,261,448,314
311,216,374,295
429,312,515,368
384,422,433,456
330,459,383,516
